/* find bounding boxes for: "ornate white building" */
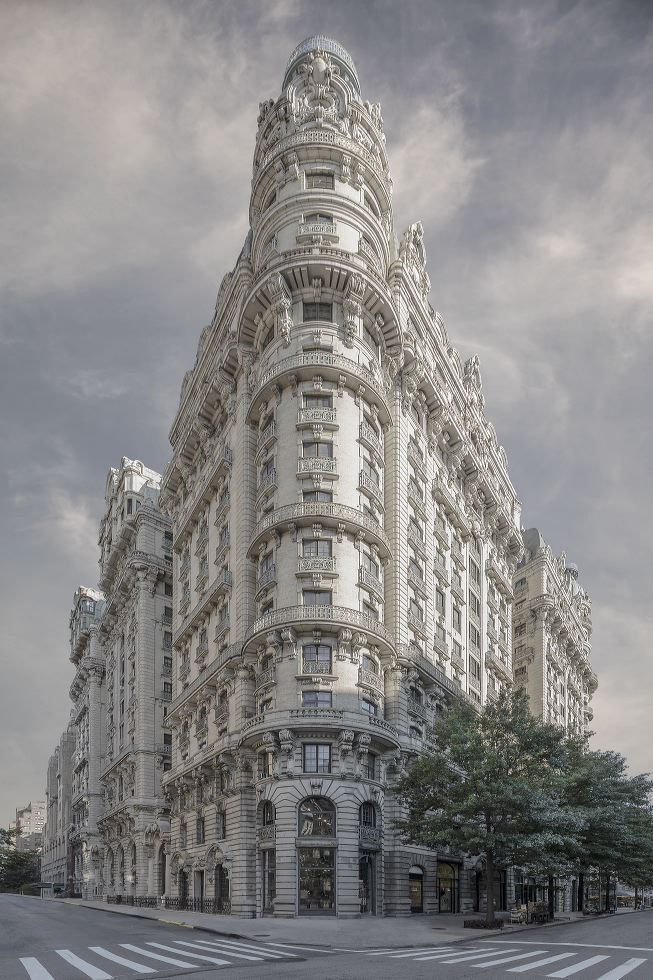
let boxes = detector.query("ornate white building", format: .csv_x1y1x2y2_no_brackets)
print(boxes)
512,528,597,735
68,585,105,896
41,724,75,892
159,37,523,918
96,457,173,902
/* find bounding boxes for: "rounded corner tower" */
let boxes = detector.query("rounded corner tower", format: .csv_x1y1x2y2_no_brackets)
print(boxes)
160,36,523,920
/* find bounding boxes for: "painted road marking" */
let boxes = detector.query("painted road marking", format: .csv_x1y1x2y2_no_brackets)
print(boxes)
55,950,112,980
547,956,611,977
173,939,264,962
19,960,56,980
145,941,230,965
593,960,648,980
507,952,576,972
89,947,157,974
119,943,197,967
439,948,523,964
474,949,551,968
488,940,653,953
198,938,291,958
265,942,336,953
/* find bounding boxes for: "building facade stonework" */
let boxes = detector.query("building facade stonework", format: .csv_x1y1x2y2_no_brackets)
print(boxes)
513,528,597,735
96,457,173,902
41,726,75,892
159,36,523,918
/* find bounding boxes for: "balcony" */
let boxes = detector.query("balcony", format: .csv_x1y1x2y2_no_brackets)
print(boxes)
245,605,394,655
358,566,384,600
249,502,391,562
434,634,449,660
215,533,230,565
179,590,191,615
195,637,209,663
359,470,384,505
195,565,209,593
432,474,472,538
257,420,277,453
162,612,172,626
450,581,465,605
359,825,382,848
407,526,426,557
433,518,450,549
468,673,481,693
407,483,427,518
407,442,427,479
296,220,339,244
469,606,481,627
486,648,512,683
433,558,450,587
301,659,333,675
179,661,191,681
257,468,277,498
297,555,337,575
213,492,230,527
407,568,427,598
359,421,383,459
259,824,276,843
256,564,277,596
255,666,276,691
488,590,499,614
157,743,172,757
179,555,191,578
195,525,209,556
485,553,514,600
487,621,498,642
451,540,465,566
298,456,338,478
215,704,229,726
358,666,383,693
407,611,427,639
214,617,230,643
297,408,338,428
162,660,172,675
407,695,427,721
173,445,232,547
451,652,465,672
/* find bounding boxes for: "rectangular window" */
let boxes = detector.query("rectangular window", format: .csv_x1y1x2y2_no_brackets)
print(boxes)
409,556,423,580
306,171,335,190
469,623,480,649
362,551,379,577
303,301,333,322
515,623,526,637
303,392,333,409
303,538,332,557
261,457,275,478
164,606,173,619
302,691,333,708
303,743,332,773
361,457,379,484
363,600,379,620
453,639,462,660
453,606,462,633
408,517,423,541
165,582,173,597
303,643,332,672
302,589,332,606
303,441,333,458
435,588,445,615
409,598,423,621
126,498,133,515
470,657,481,681
361,698,378,716
163,682,172,700
196,817,205,845
469,559,481,585
303,490,333,503
216,811,226,839
363,323,379,355
163,631,172,649
469,592,480,616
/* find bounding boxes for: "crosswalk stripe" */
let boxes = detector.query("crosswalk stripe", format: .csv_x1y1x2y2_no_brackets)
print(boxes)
388,947,461,958
264,942,336,954
474,950,550,968
19,959,56,980
440,948,523,964
145,942,230,965
172,940,264,962
547,956,611,977
89,947,157,974
414,948,499,962
368,946,451,955
508,953,576,972
195,938,291,958
119,944,197,968
55,950,113,980
594,959,648,980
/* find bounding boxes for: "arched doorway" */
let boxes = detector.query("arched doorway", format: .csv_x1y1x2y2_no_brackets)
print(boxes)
409,866,424,913
297,797,336,914
437,862,459,913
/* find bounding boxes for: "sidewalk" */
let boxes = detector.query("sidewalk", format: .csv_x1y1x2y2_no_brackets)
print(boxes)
60,899,637,949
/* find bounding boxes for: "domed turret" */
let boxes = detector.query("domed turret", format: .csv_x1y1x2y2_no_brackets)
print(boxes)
283,36,361,94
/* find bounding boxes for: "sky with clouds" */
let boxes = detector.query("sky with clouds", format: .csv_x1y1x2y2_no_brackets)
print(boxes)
1,0,651,827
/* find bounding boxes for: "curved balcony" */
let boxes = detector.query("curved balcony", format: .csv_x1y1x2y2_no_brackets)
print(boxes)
358,566,384,601
248,502,391,560
297,408,338,429
432,474,472,539
297,556,337,576
174,445,232,548
243,604,395,656
247,351,391,425
359,471,384,507
358,666,384,693
359,421,384,461
297,457,338,480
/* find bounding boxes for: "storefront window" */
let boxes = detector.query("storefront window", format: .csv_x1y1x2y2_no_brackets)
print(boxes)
299,847,335,914
298,797,335,836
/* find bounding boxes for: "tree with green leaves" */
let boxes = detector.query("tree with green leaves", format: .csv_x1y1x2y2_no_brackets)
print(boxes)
396,688,584,925
0,828,41,893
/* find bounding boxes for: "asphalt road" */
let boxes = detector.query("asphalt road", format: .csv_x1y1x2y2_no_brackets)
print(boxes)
2,895,652,980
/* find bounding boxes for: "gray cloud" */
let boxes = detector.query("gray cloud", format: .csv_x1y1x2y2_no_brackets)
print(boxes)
1,0,651,824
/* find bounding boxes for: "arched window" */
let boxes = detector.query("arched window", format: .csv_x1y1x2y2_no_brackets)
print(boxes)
261,801,275,826
298,797,335,837
359,802,376,827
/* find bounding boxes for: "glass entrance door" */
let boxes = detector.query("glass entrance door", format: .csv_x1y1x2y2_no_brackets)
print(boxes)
359,854,375,914
298,847,335,914
409,868,424,913
437,862,459,913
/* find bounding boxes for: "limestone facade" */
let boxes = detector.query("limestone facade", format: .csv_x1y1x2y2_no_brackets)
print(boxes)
96,458,173,901
68,585,105,896
159,36,522,918
512,528,597,735
41,726,75,891
14,799,46,852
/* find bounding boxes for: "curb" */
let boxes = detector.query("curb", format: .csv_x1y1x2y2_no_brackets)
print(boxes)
62,900,253,942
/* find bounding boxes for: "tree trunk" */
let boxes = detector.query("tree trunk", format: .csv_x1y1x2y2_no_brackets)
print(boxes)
578,873,584,913
485,849,495,926
634,885,639,909
548,875,555,921
605,873,611,912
